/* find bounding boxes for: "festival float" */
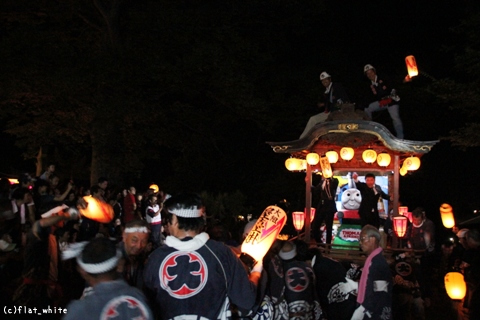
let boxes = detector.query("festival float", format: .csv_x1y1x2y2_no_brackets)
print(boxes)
267,103,439,251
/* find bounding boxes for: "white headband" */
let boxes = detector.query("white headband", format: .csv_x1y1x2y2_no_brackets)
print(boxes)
124,226,149,234
77,250,122,274
62,241,122,274
279,244,297,260
170,207,203,218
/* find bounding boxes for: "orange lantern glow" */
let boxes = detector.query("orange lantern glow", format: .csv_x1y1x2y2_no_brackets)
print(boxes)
79,196,114,223
362,149,377,164
149,184,159,193
405,55,419,78
306,153,320,165
404,156,421,171
393,216,408,238
445,272,467,300
377,153,391,167
241,205,287,263
326,150,339,164
405,212,413,223
285,158,302,171
300,159,307,171
340,147,354,161
399,206,408,215
292,211,305,231
319,157,333,178
399,165,408,176
304,207,316,223
440,203,455,228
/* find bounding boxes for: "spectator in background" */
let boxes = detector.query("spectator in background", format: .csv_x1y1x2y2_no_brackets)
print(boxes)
406,207,436,307
460,229,480,320
145,194,162,248
39,164,55,181
123,186,137,225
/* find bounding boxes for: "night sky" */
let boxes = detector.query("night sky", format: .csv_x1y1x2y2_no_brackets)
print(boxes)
1,0,479,237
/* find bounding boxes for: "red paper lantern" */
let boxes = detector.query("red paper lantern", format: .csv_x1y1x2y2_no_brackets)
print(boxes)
292,211,305,231
393,216,408,238
304,207,316,223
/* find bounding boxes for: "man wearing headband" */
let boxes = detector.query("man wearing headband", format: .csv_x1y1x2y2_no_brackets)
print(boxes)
118,219,150,289
144,193,262,320
64,237,153,320
13,207,78,309
278,241,318,319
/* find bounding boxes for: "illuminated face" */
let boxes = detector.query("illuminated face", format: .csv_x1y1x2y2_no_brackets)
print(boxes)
123,232,149,256
365,69,376,81
412,215,423,226
359,232,375,254
365,177,375,188
321,78,331,88
341,188,362,210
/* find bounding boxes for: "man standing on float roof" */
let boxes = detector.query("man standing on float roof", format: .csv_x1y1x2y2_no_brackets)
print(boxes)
143,193,262,320
363,64,404,139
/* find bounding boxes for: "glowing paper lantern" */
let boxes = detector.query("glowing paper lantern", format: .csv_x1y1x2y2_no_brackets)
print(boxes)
326,150,339,164
377,153,391,167
399,166,408,176
405,212,413,223
405,55,419,78
440,203,455,228
445,272,467,300
241,205,287,264
304,207,316,223
399,206,408,215
340,147,354,161
149,184,159,193
306,153,320,165
300,159,307,171
393,216,408,238
285,158,302,171
362,149,377,164
292,211,305,231
404,156,421,171
79,196,114,223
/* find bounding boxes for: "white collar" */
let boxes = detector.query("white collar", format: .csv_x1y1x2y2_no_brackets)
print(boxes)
371,76,378,86
165,232,209,251
324,82,333,94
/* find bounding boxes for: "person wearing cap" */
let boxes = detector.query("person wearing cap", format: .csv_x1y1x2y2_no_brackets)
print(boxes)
144,193,262,320
300,71,350,139
350,225,392,320
117,219,150,290
318,71,350,113
63,237,153,320
278,240,319,319
363,64,404,139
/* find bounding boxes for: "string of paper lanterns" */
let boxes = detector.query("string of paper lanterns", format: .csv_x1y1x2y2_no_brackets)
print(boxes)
285,151,422,173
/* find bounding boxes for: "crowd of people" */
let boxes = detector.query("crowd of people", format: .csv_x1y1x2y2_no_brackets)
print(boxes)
0,166,479,320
